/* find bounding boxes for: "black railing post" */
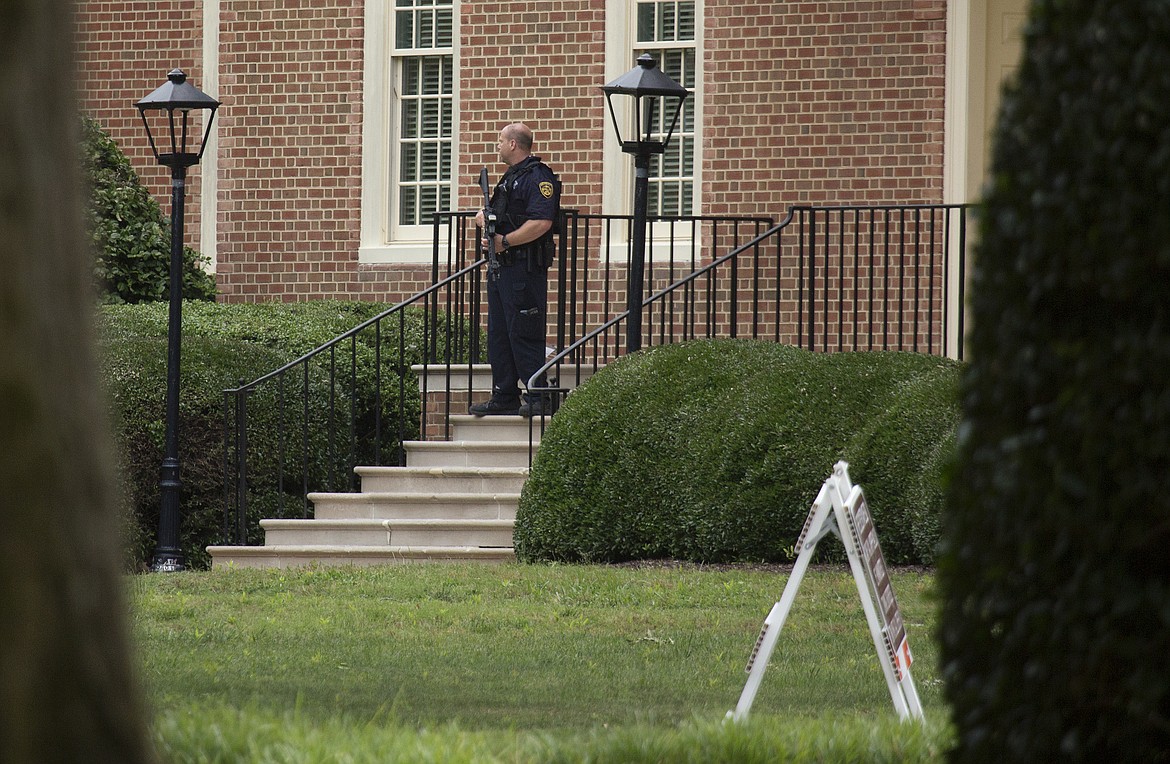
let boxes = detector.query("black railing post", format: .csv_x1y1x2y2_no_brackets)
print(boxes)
807,209,817,351
234,385,248,545
852,209,861,351
276,372,286,514
397,312,408,464
374,319,382,465
222,390,232,544
837,208,846,351
898,208,907,350
871,210,880,349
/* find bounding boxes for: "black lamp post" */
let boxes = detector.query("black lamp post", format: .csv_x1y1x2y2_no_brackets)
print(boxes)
136,69,220,572
600,54,689,353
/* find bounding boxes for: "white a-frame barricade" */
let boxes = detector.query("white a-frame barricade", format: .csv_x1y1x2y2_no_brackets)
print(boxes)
730,461,924,722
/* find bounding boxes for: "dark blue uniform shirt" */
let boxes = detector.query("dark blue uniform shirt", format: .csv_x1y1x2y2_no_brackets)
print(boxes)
493,156,557,236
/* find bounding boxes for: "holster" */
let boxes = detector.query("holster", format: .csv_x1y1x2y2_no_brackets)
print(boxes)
534,236,556,269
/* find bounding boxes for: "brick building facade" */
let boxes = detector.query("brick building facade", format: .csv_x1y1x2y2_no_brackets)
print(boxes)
73,1,1022,310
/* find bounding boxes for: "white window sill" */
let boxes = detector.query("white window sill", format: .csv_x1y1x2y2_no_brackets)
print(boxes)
359,241,448,265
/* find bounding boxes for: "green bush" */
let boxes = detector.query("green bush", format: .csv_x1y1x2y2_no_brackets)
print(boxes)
938,3,1170,762
81,116,217,304
99,300,464,570
516,340,960,565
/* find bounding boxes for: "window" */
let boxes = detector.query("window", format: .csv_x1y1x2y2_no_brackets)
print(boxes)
393,0,455,232
636,0,697,216
360,0,457,262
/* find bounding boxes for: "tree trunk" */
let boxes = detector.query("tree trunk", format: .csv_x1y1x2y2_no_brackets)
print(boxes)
0,1,157,761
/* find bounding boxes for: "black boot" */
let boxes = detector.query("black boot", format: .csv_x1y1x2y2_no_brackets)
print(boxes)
469,397,521,417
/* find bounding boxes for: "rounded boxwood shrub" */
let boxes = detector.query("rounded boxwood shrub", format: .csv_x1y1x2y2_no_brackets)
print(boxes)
515,340,960,565
99,300,448,570
938,2,1170,761
82,116,217,304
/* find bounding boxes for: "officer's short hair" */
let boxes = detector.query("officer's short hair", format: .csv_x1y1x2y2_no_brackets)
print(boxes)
505,123,534,152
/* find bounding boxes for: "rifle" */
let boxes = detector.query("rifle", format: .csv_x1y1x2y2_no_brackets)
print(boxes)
478,168,499,276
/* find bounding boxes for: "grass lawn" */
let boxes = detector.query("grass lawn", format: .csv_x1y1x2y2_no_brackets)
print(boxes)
132,563,951,762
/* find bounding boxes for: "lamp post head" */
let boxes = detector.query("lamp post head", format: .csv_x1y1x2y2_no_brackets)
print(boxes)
136,69,221,170
600,54,690,155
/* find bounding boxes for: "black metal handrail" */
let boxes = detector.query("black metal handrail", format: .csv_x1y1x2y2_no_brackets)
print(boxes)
223,203,968,546
792,203,969,356
221,209,773,544
527,202,971,450
221,211,486,545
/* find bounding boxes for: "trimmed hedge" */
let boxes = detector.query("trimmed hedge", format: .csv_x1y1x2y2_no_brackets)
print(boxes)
938,3,1170,762
99,300,453,570
515,340,960,565
81,116,217,304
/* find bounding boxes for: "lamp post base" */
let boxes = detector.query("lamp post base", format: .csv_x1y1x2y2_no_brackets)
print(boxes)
150,554,185,573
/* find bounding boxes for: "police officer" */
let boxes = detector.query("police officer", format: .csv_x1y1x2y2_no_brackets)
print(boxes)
470,123,560,418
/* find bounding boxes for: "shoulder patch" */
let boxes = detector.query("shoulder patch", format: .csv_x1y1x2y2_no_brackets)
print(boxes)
539,181,554,199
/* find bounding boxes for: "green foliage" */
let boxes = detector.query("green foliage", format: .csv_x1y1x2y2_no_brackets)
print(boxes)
938,3,1170,762
516,340,960,565
99,300,452,570
81,116,217,304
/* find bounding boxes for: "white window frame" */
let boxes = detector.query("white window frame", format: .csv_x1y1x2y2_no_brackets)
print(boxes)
636,1,699,219
360,0,459,264
603,0,702,248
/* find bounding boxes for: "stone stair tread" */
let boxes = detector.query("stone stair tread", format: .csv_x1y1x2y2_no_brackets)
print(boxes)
260,518,514,528
402,437,531,444
401,445,531,468
402,439,531,446
355,465,528,475
405,439,533,448
452,417,545,423
443,417,548,444
403,442,532,452
307,491,522,502
447,414,551,422
211,544,515,554
310,500,515,522
257,516,514,548
209,377,553,568
207,544,516,568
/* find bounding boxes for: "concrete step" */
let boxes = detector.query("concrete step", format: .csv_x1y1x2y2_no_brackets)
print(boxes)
448,414,548,442
259,517,515,547
207,544,515,569
412,362,597,397
403,440,532,468
308,490,519,521
206,362,584,570
354,465,528,494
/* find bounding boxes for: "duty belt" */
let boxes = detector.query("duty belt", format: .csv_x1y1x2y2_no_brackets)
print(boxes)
497,246,531,266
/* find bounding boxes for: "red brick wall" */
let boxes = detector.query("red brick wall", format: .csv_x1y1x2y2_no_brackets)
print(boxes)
74,0,367,303
74,0,948,307
704,0,948,215
214,0,365,301
74,1,207,251
458,0,607,216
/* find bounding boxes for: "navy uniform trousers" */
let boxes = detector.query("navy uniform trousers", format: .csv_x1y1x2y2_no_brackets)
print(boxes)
486,251,548,404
